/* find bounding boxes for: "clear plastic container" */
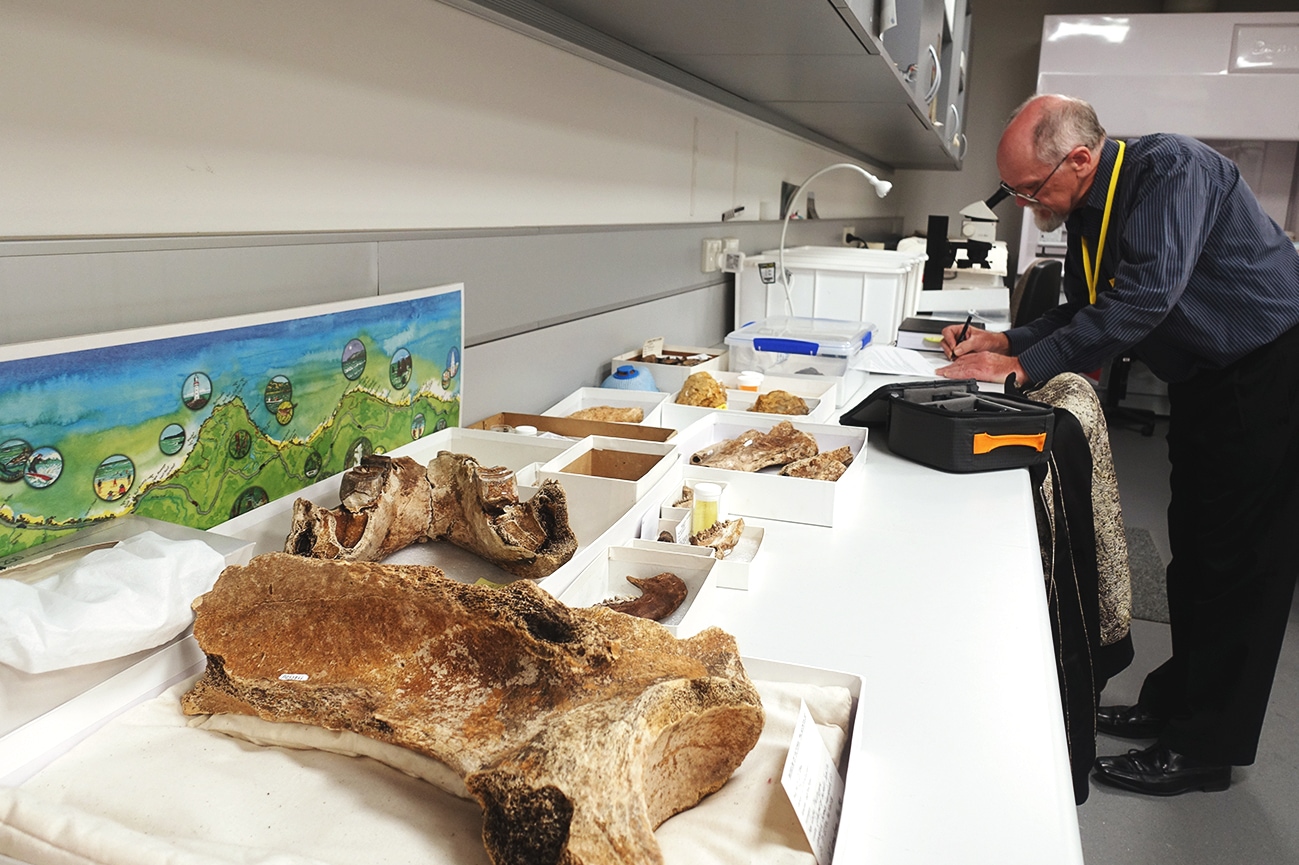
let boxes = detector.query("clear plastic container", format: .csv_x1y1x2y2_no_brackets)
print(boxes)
691,482,722,535
725,316,876,407
736,371,764,392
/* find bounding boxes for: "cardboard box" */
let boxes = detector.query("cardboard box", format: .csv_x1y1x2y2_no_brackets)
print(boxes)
676,414,868,526
557,544,717,637
538,437,679,529
611,343,728,393
469,412,676,443
661,372,839,428
627,522,764,590
542,387,670,427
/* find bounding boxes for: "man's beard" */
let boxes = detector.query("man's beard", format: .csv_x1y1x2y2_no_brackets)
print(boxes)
1032,206,1066,233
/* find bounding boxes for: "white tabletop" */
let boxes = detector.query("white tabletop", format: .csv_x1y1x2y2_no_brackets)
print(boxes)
714,372,1083,865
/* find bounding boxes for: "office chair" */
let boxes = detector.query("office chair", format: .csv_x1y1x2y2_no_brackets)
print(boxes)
1101,354,1158,436
1011,258,1063,328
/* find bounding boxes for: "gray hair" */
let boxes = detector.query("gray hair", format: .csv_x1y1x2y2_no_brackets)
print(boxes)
1009,95,1107,163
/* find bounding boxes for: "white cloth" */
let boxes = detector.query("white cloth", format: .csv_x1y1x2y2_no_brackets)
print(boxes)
0,533,226,674
0,677,853,865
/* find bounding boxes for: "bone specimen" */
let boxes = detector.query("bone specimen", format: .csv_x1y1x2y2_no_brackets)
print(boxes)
285,452,577,580
675,371,727,408
748,389,809,415
779,446,856,481
689,420,818,472
691,517,746,559
285,455,433,561
568,406,644,423
598,572,689,621
182,553,763,865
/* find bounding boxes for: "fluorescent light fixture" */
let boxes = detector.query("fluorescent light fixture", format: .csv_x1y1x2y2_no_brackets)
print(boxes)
1047,18,1131,44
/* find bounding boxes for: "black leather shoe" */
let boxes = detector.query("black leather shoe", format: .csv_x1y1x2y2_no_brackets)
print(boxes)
1097,703,1165,738
1093,744,1231,796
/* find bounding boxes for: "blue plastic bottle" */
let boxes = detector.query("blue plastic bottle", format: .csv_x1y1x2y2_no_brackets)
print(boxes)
601,364,657,392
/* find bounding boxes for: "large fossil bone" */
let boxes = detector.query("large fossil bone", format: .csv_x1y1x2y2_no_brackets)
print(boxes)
284,452,578,580
689,420,819,472
181,553,764,865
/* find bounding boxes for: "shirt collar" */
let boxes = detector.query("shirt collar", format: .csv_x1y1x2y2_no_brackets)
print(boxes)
1083,138,1123,212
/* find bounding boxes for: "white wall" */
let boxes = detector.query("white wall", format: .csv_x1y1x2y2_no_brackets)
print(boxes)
0,0,897,238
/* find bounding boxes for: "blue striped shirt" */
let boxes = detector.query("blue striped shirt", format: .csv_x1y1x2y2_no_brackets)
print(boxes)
1006,134,1299,383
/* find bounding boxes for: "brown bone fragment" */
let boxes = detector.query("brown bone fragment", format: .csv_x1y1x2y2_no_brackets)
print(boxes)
599,572,689,621
182,553,763,865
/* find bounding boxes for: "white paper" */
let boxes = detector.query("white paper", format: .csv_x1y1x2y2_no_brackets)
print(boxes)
781,700,846,865
854,344,946,376
0,531,226,674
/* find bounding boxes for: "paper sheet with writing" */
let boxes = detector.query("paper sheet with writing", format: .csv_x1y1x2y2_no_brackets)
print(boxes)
781,699,845,865
854,344,946,376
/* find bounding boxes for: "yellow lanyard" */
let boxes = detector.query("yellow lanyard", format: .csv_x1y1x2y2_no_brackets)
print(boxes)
1081,139,1125,304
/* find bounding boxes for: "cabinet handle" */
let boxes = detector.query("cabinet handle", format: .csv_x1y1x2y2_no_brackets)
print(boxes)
923,44,942,104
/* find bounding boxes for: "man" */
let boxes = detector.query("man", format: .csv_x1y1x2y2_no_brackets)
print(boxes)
937,94,1299,796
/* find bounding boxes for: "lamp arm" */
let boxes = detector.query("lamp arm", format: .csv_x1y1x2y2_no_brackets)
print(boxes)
777,162,892,317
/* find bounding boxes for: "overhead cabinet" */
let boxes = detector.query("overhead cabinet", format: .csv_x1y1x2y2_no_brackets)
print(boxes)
447,0,969,170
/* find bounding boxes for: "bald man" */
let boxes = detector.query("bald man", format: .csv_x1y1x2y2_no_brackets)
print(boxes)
938,94,1299,796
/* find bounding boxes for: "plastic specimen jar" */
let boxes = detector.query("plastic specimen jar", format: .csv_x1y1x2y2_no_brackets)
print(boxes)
737,371,764,392
691,482,723,534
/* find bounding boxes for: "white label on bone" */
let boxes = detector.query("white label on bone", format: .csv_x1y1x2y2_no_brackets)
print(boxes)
279,673,309,681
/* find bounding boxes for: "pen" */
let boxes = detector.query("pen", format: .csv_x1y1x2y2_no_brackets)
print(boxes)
953,314,973,360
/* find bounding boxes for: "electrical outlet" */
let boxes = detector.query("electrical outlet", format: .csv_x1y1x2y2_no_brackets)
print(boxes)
701,238,723,273
842,225,857,245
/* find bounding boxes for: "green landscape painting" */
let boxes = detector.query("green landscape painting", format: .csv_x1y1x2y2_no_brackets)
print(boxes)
0,284,462,562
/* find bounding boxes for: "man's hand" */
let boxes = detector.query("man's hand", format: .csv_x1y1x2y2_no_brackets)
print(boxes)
940,324,1010,360
937,351,1030,386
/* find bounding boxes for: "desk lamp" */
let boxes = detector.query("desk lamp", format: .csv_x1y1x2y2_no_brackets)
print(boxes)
777,162,892,317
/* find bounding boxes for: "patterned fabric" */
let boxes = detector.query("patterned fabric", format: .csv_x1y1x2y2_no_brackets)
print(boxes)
1028,373,1132,647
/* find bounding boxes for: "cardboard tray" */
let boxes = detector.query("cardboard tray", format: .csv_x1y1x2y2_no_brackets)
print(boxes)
626,525,764,591
675,414,868,527
541,387,670,427
557,545,718,637
469,412,676,443
611,343,728,393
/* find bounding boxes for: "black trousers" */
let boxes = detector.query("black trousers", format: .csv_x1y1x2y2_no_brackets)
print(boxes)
1137,323,1299,765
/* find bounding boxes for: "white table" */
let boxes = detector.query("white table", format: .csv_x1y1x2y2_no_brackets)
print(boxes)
715,373,1082,864
0,373,1083,865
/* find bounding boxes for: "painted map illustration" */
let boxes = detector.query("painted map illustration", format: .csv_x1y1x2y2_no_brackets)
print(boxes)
0,284,462,561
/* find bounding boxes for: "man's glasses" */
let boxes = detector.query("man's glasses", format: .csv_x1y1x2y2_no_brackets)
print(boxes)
998,150,1071,206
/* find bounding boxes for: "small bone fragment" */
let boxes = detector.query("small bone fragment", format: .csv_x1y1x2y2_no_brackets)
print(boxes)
599,572,689,621
691,517,745,559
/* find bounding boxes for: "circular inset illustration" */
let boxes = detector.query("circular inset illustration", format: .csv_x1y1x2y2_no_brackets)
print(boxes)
228,429,252,460
275,400,295,426
435,416,449,433
389,347,413,390
263,375,292,416
442,345,461,389
230,486,269,518
182,372,213,410
159,423,187,456
411,413,426,440
24,447,64,489
341,338,367,381
344,436,373,470
94,454,135,502
0,438,34,483
303,450,323,479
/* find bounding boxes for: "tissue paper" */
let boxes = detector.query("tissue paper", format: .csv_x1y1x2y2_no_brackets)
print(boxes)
0,531,226,674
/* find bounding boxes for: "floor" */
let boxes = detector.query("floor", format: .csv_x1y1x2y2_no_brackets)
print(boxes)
1078,418,1299,864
